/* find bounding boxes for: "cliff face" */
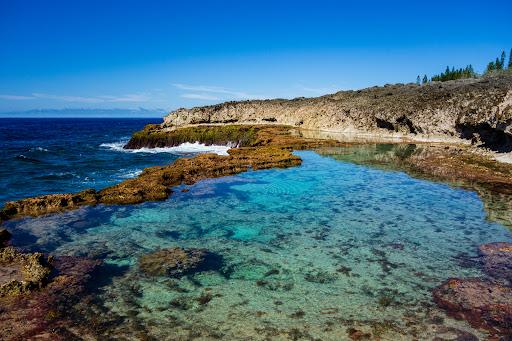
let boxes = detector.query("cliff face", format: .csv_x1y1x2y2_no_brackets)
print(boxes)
163,73,512,152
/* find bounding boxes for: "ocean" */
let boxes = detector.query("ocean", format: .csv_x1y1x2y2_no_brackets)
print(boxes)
0,118,229,205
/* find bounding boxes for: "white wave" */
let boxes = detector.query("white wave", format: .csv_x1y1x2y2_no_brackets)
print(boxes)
100,141,231,156
118,169,143,179
30,147,49,152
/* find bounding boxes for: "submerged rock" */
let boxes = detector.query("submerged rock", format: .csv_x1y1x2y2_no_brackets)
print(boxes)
432,278,512,335
479,242,512,284
139,247,222,277
0,246,52,296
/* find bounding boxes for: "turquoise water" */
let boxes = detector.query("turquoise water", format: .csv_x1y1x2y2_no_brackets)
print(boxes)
6,151,512,339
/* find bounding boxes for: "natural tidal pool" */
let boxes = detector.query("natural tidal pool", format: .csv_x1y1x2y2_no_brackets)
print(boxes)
6,150,512,340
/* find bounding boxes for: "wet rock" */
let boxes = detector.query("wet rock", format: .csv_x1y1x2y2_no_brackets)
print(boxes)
479,242,512,284
432,278,512,335
139,247,222,277
0,255,101,339
0,189,98,221
0,246,52,296
0,228,11,247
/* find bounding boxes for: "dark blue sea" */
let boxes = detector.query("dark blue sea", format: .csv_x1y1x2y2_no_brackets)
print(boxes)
0,118,230,205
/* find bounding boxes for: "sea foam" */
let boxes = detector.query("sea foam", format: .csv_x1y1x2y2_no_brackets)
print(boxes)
100,141,231,156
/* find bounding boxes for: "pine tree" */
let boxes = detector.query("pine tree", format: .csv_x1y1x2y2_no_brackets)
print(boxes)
416,75,421,85
422,75,428,84
496,57,503,70
500,51,506,69
509,48,512,69
486,61,496,73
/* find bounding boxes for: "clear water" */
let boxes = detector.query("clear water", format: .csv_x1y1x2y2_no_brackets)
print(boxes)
6,150,512,340
0,118,228,205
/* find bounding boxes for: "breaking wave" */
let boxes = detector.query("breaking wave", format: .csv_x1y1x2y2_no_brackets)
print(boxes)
100,141,231,156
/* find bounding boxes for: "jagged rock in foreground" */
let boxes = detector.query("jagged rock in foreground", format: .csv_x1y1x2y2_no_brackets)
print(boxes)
163,74,512,152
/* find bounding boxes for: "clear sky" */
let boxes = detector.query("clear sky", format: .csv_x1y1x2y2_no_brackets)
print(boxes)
0,0,511,114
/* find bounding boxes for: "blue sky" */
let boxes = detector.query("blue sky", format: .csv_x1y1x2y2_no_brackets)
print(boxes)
0,0,511,114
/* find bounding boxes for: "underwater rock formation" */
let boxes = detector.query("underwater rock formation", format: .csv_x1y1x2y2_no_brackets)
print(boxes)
139,247,222,277
479,242,512,285
0,246,52,297
432,278,512,336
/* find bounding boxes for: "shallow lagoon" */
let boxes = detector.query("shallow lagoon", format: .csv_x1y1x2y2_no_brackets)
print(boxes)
6,150,512,340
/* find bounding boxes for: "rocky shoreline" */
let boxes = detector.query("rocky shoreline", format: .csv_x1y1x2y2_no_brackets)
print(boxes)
163,73,512,154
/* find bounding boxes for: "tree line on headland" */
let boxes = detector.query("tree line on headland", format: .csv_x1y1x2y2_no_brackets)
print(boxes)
416,49,512,84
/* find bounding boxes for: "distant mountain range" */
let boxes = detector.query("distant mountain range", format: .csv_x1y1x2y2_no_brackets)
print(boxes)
0,108,167,118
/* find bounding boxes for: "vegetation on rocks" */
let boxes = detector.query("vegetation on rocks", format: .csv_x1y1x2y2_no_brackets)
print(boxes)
417,48,512,84
124,124,260,149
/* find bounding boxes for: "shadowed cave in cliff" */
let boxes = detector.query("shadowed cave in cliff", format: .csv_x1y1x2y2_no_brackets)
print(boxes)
456,122,512,153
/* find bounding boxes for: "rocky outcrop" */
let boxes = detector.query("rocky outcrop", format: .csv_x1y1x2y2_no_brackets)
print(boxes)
0,189,99,221
139,247,222,277
479,242,512,285
432,278,512,336
0,246,52,297
124,124,259,149
163,74,512,152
